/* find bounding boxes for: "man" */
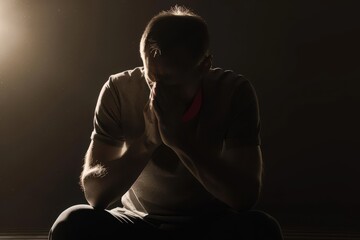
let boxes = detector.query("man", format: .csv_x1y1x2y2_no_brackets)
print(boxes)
49,5,283,240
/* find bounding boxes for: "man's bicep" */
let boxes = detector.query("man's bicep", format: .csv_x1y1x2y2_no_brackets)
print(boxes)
222,144,263,181
91,76,125,147
85,76,127,168
84,139,126,168
225,80,261,149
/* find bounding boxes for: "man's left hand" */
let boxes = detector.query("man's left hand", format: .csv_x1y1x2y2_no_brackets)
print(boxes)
151,82,194,149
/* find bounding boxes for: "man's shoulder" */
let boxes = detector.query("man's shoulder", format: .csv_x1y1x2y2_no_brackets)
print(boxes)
206,67,249,90
109,66,145,84
101,66,148,100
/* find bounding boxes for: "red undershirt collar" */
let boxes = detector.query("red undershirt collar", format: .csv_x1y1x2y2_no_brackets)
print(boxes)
181,87,203,122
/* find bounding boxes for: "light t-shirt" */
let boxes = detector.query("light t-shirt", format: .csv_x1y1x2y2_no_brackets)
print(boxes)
91,66,261,219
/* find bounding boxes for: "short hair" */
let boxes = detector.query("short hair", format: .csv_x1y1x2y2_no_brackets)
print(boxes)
140,5,210,68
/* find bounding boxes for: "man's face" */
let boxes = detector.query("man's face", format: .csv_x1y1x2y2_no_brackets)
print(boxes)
145,49,202,87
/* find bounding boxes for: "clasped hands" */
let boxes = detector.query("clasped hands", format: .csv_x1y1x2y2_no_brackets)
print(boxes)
143,81,205,152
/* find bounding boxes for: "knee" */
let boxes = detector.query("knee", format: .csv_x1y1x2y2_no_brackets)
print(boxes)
207,210,283,240
49,204,108,240
246,210,281,227
245,210,284,240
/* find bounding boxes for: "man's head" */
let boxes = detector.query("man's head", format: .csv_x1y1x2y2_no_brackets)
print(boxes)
140,5,212,86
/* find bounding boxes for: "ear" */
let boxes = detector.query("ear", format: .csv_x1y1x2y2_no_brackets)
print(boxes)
199,55,213,73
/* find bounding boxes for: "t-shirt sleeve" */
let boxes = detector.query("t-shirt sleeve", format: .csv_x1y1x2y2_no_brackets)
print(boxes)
90,76,125,146
225,79,261,148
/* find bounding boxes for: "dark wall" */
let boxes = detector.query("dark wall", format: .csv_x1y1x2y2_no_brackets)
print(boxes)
1,0,359,232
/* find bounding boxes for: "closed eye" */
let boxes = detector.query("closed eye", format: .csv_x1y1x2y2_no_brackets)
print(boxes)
154,74,171,83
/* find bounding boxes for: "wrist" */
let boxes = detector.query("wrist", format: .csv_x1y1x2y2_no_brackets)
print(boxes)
140,133,161,153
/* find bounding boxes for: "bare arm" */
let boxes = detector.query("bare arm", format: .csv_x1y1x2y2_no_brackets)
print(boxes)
80,136,153,209
171,143,263,211
81,101,161,209
152,79,263,211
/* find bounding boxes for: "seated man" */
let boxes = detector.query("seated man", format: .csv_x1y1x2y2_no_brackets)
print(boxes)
49,5,284,240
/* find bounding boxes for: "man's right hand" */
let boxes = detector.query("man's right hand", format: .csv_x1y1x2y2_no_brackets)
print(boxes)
142,98,162,149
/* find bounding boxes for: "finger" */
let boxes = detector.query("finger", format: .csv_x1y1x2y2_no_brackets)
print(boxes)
152,82,168,107
149,82,158,111
154,83,168,103
151,97,162,120
143,100,154,123
149,83,156,101
145,98,160,122
147,89,162,121
152,83,167,115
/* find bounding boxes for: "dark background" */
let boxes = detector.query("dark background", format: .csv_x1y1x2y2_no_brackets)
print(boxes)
0,0,359,233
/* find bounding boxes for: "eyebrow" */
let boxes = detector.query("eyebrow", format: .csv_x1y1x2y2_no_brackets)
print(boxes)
154,73,171,82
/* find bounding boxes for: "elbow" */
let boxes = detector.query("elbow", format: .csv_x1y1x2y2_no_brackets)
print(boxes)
230,193,259,212
85,194,109,210
82,175,106,209
229,180,261,211
81,169,112,210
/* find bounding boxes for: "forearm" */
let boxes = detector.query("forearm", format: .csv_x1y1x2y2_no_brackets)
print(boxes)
172,145,262,211
81,135,157,209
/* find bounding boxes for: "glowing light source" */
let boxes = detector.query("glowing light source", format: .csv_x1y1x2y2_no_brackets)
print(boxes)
0,1,25,66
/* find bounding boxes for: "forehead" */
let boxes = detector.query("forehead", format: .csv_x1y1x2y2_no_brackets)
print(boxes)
146,47,196,75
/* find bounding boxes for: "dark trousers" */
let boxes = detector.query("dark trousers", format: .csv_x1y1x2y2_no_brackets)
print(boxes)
49,204,284,240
